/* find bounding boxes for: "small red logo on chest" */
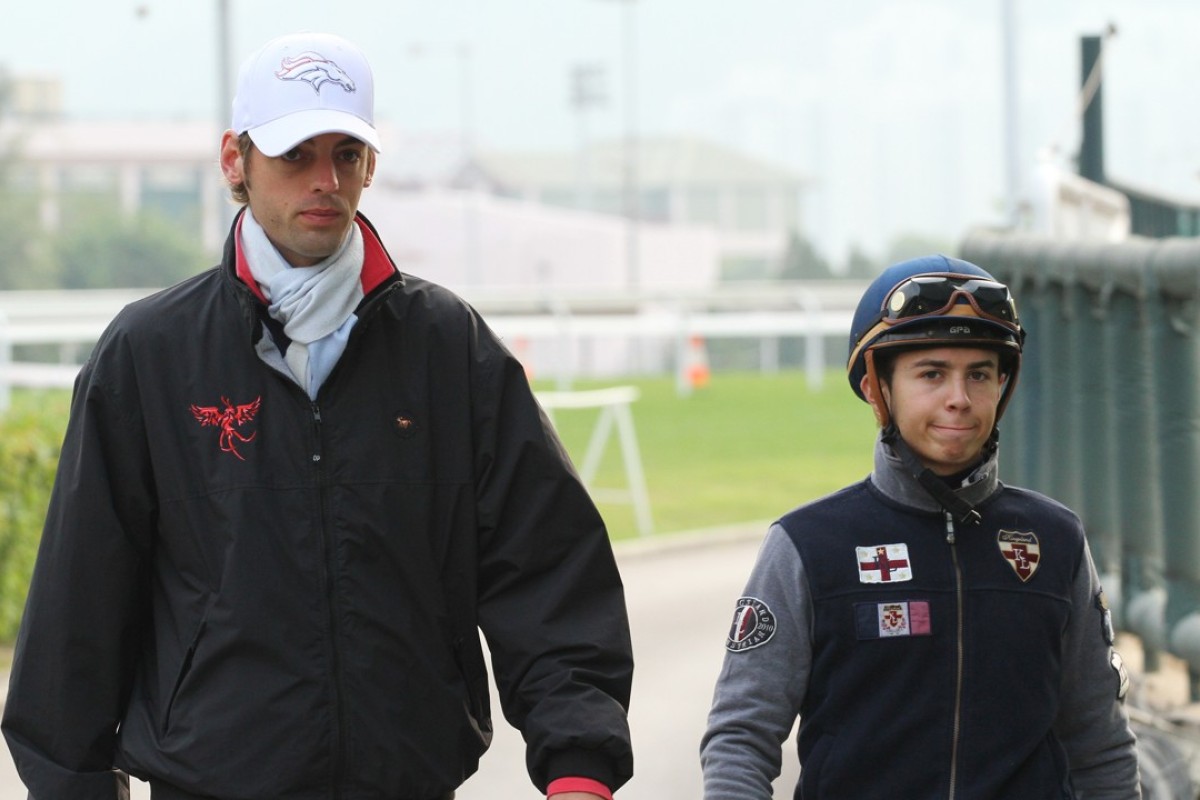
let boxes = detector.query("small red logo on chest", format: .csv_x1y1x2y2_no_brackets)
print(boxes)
190,396,262,460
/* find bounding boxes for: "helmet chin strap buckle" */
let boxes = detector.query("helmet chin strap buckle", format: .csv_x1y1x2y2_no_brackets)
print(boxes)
882,426,983,526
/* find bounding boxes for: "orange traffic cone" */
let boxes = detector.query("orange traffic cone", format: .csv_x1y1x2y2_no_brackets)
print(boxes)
683,335,710,391
513,337,535,382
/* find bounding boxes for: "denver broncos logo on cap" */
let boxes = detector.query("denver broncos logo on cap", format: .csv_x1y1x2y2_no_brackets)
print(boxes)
276,52,357,93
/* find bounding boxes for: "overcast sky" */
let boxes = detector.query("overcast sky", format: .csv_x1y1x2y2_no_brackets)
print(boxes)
6,0,1199,262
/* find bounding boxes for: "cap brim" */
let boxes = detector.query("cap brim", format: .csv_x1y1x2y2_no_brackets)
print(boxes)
247,109,382,157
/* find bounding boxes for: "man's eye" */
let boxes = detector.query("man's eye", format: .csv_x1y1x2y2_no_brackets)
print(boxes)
339,150,362,163
280,149,302,162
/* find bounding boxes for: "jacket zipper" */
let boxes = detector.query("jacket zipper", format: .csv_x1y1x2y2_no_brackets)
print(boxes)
312,401,346,798
945,511,964,800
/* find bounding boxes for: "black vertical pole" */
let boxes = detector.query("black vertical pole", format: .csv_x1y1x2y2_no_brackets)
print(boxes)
1079,35,1105,183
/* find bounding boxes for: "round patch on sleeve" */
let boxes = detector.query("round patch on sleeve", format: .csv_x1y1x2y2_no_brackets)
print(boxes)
726,597,777,652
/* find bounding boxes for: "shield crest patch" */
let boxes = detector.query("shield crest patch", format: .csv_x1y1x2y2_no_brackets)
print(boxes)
998,530,1040,582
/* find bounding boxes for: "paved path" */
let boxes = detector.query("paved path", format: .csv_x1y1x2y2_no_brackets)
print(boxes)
0,525,799,799
2,526,1197,798
3,526,1197,798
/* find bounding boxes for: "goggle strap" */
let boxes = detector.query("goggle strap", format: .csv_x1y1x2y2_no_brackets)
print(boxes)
849,305,1020,379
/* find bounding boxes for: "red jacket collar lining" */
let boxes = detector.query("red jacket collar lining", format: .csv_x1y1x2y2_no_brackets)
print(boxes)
234,214,396,304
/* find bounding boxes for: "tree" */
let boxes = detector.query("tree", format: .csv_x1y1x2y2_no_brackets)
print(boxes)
53,205,209,289
843,244,878,280
0,66,11,116
0,77,53,290
884,233,957,266
777,230,832,280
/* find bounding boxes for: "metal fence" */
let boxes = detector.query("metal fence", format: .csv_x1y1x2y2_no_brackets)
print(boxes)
962,229,1200,696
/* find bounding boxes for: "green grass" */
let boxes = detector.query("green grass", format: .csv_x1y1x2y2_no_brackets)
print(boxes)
535,371,878,540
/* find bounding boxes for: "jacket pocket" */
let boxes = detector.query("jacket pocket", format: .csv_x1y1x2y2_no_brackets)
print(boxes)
162,618,207,734
452,635,493,755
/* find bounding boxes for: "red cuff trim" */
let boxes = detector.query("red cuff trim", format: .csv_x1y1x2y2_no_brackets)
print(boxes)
546,776,613,800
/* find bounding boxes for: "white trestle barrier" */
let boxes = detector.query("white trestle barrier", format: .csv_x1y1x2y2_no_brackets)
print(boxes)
536,386,654,537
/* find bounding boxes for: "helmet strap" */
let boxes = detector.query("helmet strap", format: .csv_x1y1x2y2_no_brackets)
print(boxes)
881,427,983,526
862,349,891,429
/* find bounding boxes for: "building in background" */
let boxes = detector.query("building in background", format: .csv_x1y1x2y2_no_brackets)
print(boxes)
1022,32,1200,243
456,137,807,280
0,76,829,383
2,113,810,288
3,119,224,251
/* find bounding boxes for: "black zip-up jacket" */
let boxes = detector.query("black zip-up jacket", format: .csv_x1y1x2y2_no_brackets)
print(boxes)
3,213,634,799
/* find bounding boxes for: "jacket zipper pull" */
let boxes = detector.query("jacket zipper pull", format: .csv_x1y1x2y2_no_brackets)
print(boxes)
944,511,956,544
311,403,323,464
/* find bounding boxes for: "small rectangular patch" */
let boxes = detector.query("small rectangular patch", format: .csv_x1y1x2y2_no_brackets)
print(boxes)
855,600,932,640
855,543,913,583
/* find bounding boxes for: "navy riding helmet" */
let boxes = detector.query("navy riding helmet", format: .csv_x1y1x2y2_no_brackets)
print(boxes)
847,254,1025,428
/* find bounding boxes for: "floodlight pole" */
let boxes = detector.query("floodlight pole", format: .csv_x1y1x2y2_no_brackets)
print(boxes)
571,63,606,211
216,0,234,235
620,0,639,292
596,0,639,292
1001,0,1021,227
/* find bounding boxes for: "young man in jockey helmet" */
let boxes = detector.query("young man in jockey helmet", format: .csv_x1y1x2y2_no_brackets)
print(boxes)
701,254,1141,799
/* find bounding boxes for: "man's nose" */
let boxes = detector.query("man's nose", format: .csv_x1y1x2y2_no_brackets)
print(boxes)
946,375,972,407
311,157,340,192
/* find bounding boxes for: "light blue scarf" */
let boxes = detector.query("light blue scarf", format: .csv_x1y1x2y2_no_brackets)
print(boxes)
240,209,364,398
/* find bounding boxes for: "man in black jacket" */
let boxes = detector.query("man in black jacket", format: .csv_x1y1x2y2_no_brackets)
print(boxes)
3,32,633,800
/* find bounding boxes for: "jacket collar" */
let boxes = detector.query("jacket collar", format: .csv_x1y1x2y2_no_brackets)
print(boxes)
869,432,1000,514
230,210,397,304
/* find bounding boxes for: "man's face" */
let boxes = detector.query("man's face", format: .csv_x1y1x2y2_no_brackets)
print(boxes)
221,131,375,266
873,346,1006,476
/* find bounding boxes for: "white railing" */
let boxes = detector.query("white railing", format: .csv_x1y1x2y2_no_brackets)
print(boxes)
0,282,863,409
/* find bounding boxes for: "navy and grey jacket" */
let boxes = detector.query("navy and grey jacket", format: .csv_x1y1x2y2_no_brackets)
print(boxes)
701,436,1140,799
3,212,634,799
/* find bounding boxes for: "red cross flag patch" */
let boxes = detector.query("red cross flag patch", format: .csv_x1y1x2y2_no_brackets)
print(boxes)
855,544,912,584
998,530,1041,582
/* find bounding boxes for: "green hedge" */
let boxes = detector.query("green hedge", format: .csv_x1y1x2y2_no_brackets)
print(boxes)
0,393,69,643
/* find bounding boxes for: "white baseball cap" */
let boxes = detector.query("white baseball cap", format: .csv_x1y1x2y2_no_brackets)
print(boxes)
232,32,382,157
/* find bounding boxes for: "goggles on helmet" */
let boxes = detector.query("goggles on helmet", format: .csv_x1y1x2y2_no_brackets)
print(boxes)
881,274,1020,332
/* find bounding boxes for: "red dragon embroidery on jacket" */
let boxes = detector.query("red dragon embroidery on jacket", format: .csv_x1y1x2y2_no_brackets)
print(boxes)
190,396,262,460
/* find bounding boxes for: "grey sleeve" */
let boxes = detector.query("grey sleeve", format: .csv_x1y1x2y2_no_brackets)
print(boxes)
700,524,811,800
1054,539,1142,799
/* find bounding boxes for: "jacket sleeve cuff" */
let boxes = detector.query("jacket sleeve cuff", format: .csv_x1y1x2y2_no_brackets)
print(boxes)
547,776,613,799
542,747,625,794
